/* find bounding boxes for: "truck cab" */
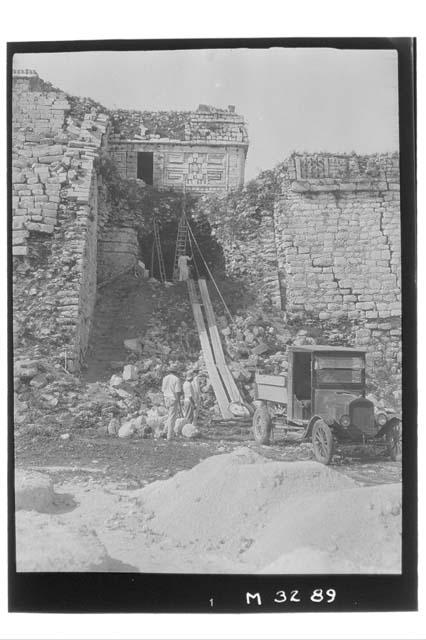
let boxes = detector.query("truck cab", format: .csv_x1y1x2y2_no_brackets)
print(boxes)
288,346,367,428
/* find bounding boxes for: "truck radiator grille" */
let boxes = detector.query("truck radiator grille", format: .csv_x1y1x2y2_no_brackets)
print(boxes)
350,400,375,436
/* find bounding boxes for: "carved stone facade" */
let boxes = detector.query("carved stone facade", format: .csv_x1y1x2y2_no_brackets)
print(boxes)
108,106,248,192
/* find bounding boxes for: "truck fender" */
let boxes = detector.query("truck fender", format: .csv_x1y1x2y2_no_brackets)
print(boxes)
305,415,323,439
376,415,402,438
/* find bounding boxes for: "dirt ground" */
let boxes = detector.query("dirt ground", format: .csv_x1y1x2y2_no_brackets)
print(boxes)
14,429,402,574
15,422,401,488
14,268,402,573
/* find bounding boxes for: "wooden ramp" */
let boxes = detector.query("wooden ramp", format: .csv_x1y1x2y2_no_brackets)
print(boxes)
187,279,233,419
197,278,243,404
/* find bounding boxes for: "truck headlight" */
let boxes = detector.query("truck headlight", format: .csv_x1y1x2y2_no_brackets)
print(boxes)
340,414,350,427
376,412,387,426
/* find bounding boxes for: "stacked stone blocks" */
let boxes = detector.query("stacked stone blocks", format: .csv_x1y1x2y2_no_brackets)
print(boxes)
108,105,248,193
274,153,401,389
275,153,401,323
12,71,108,371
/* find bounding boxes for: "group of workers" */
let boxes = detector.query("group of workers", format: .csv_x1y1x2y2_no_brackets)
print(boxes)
161,363,202,440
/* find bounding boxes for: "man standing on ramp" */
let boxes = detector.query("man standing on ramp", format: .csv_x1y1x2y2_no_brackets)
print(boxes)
178,254,192,281
161,363,183,440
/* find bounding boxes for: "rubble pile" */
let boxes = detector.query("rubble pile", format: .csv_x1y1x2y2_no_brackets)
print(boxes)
195,165,286,309
109,105,247,144
219,304,399,409
14,266,398,440
109,110,191,141
14,275,212,438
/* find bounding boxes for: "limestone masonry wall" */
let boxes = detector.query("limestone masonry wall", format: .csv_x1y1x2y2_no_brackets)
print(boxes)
208,153,401,327
12,70,108,372
275,153,401,321
108,104,248,193
110,104,248,144
201,153,401,403
274,154,401,394
97,227,139,283
109,140,247,193
12,74,70,254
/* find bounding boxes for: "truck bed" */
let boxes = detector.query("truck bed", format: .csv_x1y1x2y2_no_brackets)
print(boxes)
254,373,288,404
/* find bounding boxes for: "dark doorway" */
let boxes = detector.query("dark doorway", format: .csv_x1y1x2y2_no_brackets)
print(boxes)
293,352,312,401
137,152,154,184
137,218,226,282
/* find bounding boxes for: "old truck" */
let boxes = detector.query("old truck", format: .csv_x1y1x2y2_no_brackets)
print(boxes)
252,345,402,465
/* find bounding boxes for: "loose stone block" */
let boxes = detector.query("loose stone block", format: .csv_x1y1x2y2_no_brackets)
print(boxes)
13,245,28,256
26,222,54,233
38,155,64,163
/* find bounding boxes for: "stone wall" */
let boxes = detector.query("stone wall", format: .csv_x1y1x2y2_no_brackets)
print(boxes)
97,227,139,283
109,140,247,192
12,73,70,255
110,104,248,144
200,153,401,405
210,211,282,309
273,153,401,396
12,70,108,372
108,104,248,193
275,153,401,321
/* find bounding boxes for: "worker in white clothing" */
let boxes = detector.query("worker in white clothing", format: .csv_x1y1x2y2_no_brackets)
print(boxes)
161,364,183,440
178,254,192,281
191,371,202,426
182,372,195,423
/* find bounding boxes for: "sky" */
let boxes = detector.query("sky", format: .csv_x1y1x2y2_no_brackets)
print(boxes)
14,48,399,181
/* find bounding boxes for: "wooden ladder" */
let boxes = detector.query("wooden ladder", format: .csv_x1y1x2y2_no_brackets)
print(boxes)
173,213,188,281
152,217,167,283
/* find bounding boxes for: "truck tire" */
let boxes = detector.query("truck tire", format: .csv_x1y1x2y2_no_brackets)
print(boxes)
252,406,272,444
386,418,402,462
312,419,334,465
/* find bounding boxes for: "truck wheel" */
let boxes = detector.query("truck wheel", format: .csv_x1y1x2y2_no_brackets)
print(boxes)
312,419,334,465
386,419,402,462
252,406,272,444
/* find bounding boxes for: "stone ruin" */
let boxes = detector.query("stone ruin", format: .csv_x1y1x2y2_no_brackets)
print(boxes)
109,104,249,191
12,69,401,406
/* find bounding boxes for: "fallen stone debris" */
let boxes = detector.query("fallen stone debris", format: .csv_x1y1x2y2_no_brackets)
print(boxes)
14,274,398,446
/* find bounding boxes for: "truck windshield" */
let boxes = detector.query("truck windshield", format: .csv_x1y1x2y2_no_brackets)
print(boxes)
314,355,364,385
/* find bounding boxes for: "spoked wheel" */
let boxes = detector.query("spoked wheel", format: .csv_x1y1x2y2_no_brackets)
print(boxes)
252,405,272,444
312,419,334,465
386,419,402,462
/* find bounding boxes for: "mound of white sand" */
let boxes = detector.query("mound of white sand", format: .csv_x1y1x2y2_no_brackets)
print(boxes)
14,448,401,573
15,470,55,512
16,511,137,572
134,447,401,573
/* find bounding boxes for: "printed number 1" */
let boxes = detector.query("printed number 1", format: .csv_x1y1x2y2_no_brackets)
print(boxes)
210,598,214,607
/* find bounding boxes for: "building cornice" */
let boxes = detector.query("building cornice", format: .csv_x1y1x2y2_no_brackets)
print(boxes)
109,138,249,148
